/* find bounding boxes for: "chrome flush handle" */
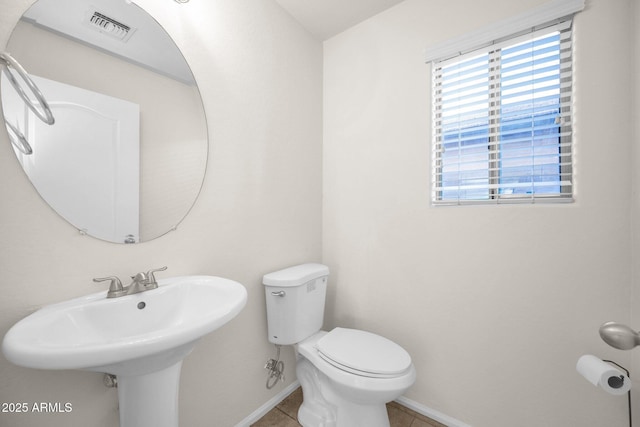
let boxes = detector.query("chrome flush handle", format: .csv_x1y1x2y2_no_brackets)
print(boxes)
271,291,286,297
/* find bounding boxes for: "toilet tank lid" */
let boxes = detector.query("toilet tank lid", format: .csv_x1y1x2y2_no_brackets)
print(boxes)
263,263,329,287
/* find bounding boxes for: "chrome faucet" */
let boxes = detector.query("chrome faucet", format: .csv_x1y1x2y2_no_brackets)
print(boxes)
94,267,167,298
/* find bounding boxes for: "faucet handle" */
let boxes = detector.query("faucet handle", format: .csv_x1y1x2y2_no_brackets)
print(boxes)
93,276,125,298
146,266,167,285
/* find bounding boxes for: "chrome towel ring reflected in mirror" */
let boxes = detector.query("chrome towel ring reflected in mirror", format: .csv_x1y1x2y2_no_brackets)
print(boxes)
4,120,32,155
0,52,55,125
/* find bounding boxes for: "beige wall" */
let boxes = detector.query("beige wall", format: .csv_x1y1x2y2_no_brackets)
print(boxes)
323,0,635,425
0,0,322,426
1,0,638,426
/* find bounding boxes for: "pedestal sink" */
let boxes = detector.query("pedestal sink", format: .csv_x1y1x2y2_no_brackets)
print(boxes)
2,275,247,427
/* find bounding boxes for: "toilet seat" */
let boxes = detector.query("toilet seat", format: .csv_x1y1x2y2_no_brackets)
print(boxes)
315,328,412,378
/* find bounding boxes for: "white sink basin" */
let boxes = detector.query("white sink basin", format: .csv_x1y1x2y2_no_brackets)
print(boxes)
3,275,247,372
2,275,247,427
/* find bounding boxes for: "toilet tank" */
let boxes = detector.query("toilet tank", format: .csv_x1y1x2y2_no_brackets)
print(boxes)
263,263,329,345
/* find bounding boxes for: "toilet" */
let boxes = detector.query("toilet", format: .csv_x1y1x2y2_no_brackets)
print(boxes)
263,263,416,427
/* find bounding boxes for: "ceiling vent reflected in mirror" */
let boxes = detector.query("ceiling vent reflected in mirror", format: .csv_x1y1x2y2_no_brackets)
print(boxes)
86,10,136,42
20,0,195,84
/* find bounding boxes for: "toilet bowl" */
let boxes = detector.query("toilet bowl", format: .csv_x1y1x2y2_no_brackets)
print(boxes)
263,263,416,427
295,330,416,427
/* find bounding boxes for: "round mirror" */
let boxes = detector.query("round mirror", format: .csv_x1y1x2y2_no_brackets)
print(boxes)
1,0,207,243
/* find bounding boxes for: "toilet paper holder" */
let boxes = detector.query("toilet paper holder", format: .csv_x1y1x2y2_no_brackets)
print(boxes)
601,359,629,388
577,353,632,427
581,321,637,427
601,359,631,427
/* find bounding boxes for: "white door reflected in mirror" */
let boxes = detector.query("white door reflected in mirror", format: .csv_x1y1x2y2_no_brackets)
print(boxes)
3,73,141,243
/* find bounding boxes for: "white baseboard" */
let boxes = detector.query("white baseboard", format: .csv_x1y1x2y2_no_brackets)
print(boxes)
395,396,472,427
234,380,301,427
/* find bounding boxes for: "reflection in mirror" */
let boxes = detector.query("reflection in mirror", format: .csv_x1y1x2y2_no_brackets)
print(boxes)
1,0,207,243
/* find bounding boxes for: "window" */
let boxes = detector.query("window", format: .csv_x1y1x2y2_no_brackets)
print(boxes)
431,21,573,204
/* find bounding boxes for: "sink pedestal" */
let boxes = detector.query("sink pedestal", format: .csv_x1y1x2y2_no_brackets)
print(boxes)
98,341,195,427
117,361,183,427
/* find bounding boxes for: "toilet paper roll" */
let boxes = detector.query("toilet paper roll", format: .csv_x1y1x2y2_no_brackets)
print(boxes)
576,354,631,396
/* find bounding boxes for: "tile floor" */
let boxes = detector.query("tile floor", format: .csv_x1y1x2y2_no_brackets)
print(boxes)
251,387,447,427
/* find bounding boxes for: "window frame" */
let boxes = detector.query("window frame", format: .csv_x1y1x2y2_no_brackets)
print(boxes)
430,21,574,206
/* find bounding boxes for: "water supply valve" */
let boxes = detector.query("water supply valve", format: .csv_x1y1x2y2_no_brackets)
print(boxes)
264,345,285,389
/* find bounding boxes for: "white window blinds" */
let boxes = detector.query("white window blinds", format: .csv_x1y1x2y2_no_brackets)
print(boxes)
431,20,574,205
